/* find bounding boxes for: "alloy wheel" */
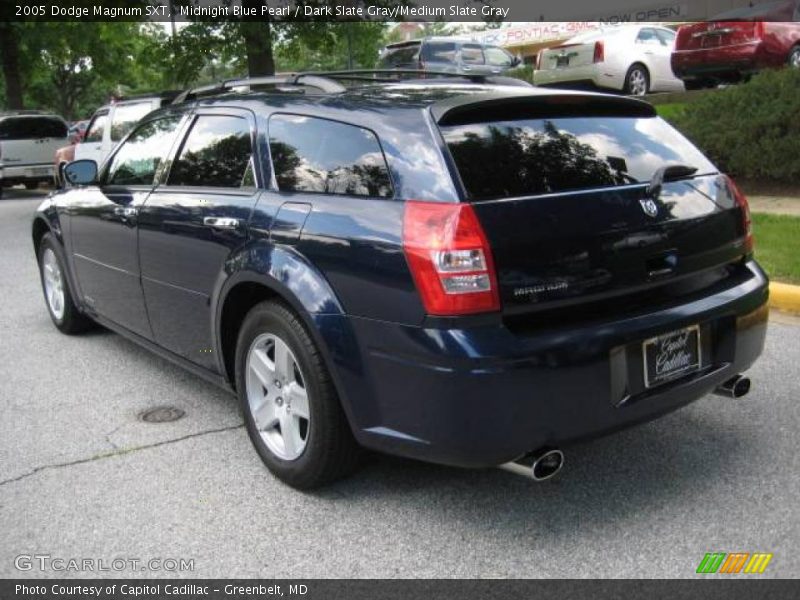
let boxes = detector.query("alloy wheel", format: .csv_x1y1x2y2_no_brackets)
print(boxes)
245,333,310,461
42,248,65,320
628,68,648,96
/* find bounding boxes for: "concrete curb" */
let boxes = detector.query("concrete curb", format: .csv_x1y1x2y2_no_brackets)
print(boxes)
770,281,800,315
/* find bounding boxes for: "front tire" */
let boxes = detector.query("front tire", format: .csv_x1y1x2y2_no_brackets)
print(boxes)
624,64,650,96
235,300,361,489
38,233,94,334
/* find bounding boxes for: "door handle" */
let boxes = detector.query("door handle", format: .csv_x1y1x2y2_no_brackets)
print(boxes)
114,206,138,218
203,216,240,230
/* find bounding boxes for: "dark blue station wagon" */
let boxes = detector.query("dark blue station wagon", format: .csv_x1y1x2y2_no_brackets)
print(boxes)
33,74,768,488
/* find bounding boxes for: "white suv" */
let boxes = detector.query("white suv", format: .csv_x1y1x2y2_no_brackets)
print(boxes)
74,95,175,167
0,112,68,198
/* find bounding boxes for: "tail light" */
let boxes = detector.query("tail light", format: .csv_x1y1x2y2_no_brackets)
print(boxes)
727,176,753,253
535,49,544,70
403,201,500,316
593,40,605,63
754,21,765,40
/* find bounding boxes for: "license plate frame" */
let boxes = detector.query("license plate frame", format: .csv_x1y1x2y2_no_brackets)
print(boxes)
30,167,50,177
642,324,702,388
556,56,570,68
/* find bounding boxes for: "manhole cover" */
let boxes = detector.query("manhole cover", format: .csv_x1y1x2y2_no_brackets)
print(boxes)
139,406,186,423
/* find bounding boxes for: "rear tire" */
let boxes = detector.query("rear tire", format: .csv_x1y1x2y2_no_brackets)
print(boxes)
38,233,94,334
624,64,650,96
789,45,800,69
235,300,361,489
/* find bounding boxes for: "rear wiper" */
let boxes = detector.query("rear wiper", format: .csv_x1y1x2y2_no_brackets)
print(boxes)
646,164,698,200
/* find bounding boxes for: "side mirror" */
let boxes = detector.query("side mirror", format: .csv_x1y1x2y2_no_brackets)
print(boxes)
63,159,98,186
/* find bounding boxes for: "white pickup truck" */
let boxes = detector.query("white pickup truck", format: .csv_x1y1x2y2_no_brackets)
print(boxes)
0,112,69,198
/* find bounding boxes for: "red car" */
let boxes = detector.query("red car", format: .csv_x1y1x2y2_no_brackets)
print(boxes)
671,0,800,89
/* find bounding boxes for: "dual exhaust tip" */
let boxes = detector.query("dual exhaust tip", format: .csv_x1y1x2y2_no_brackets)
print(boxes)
500,374,751,482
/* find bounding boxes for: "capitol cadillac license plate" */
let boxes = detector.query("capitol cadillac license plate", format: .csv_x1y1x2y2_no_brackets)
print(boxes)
643,325,701,388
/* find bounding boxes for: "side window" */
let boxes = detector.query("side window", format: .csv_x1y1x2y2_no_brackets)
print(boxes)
269,115,392,198
656,28,676,44
105,117,182,186
168,115,253,188
421,42,457,63
461,44,486,65
110,102,153,142
84,113,108,143
636,28,662,45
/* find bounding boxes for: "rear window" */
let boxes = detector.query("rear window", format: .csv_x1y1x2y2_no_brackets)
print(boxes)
378,44,420,68
442,117,716,201
0,117,67,140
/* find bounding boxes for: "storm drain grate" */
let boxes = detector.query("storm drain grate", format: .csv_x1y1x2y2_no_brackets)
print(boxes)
139,406,186,423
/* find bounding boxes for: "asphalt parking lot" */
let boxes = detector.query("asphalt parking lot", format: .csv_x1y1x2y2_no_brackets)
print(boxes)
1,187,799,579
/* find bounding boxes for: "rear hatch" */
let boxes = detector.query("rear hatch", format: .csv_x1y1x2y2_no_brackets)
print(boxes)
675,21,763,51
435,93,751,319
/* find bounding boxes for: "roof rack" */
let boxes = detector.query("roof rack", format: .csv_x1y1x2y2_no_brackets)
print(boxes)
173,74,347,103
173,69,526,103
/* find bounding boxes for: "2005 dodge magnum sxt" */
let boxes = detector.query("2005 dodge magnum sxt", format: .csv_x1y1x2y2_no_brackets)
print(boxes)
33,73,768,488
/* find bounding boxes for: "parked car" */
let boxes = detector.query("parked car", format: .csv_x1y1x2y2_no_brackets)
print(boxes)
378,37,521,76
671,1,800,89
73,92,178,167
0,111,68,198
34,73,767,488
534,25,685,95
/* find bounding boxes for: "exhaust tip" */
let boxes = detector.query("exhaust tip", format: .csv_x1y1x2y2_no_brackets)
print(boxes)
531,449,564,482
714,374,751,399
500,447,564,482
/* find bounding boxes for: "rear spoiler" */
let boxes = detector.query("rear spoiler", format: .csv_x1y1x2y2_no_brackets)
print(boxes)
432,92,656,126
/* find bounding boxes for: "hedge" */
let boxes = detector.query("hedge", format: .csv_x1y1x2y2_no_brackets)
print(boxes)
666,68,800,184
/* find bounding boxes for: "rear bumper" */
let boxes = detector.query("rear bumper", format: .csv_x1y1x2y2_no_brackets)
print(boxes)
332,260,769,468
0,163,55,185
533,65,622,91
671,41,775,80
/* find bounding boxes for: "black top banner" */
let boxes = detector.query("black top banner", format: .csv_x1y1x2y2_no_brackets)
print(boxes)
2,0,800,23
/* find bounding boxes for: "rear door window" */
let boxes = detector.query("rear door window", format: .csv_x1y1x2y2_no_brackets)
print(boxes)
636,28,663,45
441,117,716,201
421,42,457,63
0,117,67,140
105,117,182,186
84,112,108,143
110,102,154,142
167,115,254,188
460,44,486,65
269,115,392,198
